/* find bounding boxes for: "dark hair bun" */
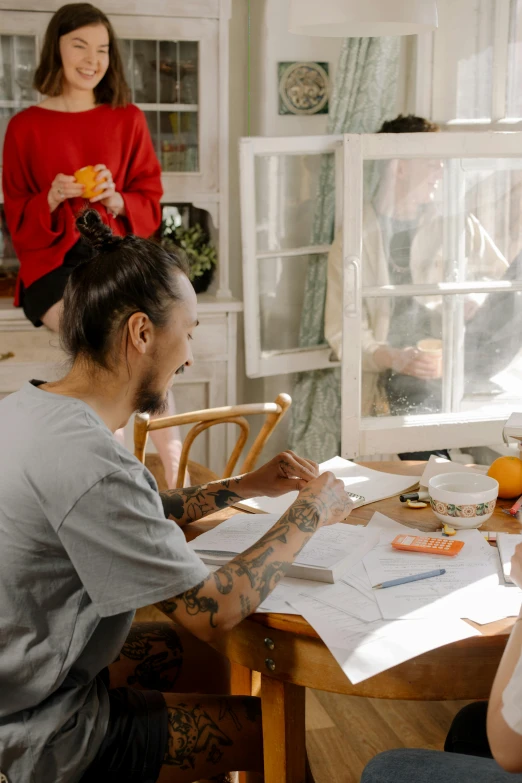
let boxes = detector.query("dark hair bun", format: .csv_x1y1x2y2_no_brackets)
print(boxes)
76,209,123,253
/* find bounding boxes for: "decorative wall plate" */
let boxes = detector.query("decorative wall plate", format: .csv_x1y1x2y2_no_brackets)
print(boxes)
278,61,329,116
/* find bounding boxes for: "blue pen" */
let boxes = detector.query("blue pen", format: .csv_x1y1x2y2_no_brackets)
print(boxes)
373,568,446,590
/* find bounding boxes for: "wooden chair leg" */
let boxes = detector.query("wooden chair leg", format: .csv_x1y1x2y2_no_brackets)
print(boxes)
260,676,307,783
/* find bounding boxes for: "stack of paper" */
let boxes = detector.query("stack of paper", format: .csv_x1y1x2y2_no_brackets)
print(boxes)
190,513,380,583
238,456,419,514
198,507,522,686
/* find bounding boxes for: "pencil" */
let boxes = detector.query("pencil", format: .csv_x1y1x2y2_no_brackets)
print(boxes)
373,568,446,590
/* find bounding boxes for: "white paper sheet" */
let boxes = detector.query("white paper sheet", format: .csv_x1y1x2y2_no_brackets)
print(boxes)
419,455,486,488
290,595,480,684
363,527,501,620
239,457,418,514
298,579,382,622
460,585,522,624
191,513,378,576
497,533,522,583
341,561,377,601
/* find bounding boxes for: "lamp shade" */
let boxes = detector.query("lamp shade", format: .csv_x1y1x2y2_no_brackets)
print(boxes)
289,0,438,37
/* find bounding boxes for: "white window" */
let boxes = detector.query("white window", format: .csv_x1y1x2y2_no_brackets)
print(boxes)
240,132,522,457
240,135,341,377
417,0,522,127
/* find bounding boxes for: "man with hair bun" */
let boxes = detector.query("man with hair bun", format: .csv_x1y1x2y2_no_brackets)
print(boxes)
0,211,353,783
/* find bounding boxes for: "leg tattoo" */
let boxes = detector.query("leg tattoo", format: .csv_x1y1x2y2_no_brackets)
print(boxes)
165,703,233,770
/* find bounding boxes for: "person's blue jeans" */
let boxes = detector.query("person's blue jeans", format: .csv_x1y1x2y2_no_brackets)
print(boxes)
361,702,522,782
361,748,522,782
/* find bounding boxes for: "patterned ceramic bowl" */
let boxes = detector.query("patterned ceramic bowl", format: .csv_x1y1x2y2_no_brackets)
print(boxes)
428,472,499,529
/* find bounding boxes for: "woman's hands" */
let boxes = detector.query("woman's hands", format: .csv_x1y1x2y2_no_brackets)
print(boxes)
243,450,320,497
48,173,85,213
374,345,442,379
48,165,126,217
88,163,126,217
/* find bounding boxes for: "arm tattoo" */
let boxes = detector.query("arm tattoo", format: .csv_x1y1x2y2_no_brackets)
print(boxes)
239,594,252,620
160,478,243,523
157,482,337,632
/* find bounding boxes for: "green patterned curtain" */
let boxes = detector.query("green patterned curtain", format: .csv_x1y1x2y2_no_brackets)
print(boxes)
288,36,400,462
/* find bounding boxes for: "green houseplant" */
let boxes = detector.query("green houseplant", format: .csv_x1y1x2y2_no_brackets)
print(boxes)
161,221,217,294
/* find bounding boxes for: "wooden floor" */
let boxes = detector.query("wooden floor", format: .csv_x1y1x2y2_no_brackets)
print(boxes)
144,455,471,782
305,690,469,782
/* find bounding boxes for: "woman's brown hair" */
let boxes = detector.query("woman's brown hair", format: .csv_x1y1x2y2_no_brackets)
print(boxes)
33,3,129,108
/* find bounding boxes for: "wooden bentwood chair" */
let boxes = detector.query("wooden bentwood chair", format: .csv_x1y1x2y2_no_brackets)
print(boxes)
133,393,292,487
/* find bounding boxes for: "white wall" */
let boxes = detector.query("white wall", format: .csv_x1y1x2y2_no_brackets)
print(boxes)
249,0,343,137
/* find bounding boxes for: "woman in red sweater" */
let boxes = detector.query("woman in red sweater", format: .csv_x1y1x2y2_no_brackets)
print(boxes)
2,2,186,487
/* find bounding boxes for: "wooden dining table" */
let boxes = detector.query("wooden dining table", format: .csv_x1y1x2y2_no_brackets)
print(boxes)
184,460,522,783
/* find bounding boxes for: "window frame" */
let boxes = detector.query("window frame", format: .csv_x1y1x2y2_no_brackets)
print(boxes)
416,0,522,127
239,131,522,456
239,133,342,378
342,130,522,457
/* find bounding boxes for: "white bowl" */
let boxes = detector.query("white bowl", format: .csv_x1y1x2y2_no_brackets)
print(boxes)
428,472,499,529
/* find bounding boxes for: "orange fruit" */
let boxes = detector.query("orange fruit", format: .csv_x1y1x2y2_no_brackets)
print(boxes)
487,455,522,498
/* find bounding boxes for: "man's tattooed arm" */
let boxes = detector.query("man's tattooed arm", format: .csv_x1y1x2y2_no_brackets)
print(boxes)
159,478,246,524
156,472,352,642
159,450,323,525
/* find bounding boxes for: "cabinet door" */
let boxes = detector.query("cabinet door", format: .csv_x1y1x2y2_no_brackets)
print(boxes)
0,11,52,162
112,16,219,200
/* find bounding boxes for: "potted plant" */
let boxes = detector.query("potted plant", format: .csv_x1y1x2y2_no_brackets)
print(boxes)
161,221,217,294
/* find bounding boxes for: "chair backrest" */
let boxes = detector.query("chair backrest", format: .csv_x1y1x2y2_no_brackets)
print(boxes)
134,393,292,487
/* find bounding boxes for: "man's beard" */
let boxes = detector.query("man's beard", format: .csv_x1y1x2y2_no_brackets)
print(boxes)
133,368,170,415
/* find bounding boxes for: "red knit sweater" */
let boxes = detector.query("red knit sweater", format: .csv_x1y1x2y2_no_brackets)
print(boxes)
2,103,163,305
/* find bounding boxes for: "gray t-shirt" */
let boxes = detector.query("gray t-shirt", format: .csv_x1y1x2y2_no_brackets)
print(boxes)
0,382,209,782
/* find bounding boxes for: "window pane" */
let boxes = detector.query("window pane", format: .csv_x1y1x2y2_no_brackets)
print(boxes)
0,35,37,160
128,39,157,103
0,36,14,101
507,0,522,118
12,35,37,103
179,41,198,104
160,111,198,171
157,41,198,104
361,157,522,285
258,254,325,353
143,110,159,158
255,153,333,252
460,289,522,408
360,288,522,419
435,0,493,120
0,107,14,161
361,295,444,417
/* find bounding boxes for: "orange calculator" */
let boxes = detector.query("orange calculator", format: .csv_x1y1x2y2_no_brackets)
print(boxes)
392,534,464,557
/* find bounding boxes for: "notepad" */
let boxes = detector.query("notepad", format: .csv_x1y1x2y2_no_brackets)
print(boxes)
190,514,380,583
237,456,419,515
497,533,522,585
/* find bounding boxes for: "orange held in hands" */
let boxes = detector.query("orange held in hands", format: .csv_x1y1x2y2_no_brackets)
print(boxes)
487,455,522,499
74,165,104,199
